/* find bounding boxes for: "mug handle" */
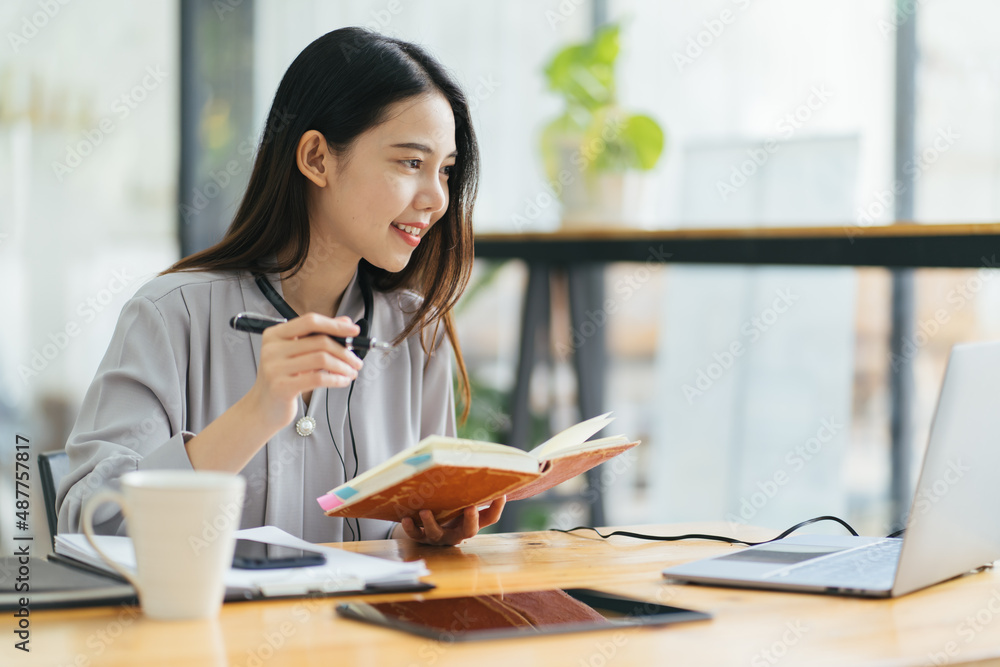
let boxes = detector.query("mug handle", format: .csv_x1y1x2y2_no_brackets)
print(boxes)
81,489,142,592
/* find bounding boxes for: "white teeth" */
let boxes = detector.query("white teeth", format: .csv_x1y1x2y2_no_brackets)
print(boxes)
393,223,421,237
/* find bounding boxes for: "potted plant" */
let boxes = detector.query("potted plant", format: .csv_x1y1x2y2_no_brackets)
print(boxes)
539,23,665,228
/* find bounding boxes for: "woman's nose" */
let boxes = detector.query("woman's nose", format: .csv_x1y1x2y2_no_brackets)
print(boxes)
415,174,448,213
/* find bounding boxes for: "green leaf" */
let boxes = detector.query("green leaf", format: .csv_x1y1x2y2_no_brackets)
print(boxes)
592,24,620,64
621,114,665,170
539,22,667,177
544,45,585,95
542,24,620,109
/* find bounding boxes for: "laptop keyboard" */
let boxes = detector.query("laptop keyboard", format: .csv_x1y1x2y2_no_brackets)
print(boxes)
763,539,902,589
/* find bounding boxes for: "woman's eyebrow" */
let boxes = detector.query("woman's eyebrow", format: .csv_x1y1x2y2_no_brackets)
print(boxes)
390,142,458,158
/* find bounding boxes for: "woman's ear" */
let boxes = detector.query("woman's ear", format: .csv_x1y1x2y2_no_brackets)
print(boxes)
295,130,333,188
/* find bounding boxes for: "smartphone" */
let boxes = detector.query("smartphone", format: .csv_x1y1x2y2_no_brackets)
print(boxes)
231,539,327,570
335,588,711,641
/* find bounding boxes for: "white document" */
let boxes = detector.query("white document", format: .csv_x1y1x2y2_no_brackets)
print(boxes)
55,526,429,598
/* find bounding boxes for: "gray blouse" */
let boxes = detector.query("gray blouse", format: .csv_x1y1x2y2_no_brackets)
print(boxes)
56,260,456,543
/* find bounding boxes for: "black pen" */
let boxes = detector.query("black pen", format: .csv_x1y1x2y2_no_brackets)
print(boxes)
229,312,395,353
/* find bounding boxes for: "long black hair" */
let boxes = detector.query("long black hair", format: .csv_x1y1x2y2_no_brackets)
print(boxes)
162,27,479,420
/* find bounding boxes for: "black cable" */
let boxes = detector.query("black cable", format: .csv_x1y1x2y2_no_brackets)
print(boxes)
550,515,864,547
346,379,362,541
347,380,360,480
326,389,356,542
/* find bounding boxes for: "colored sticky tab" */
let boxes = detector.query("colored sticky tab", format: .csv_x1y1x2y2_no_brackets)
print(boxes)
317,494,343,512
335,486,358,500
405,454,432,467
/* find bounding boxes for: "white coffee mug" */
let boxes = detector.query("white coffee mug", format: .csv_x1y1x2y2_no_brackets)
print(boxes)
81,470,246,620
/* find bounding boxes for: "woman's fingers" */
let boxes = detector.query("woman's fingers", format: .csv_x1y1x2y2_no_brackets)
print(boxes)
400,517,424,541
259,314,365,386
268,312,362,341
249,313,367,432
401,501,505,547
463,504,480,537
478,496,506,529
275,348,361,379
268,317,364,363
419,510,446,543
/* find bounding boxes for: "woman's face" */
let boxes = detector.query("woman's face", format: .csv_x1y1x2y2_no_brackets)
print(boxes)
303,91,457,273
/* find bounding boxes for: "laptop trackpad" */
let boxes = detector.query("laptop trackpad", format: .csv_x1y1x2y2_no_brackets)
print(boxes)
714,544,845,565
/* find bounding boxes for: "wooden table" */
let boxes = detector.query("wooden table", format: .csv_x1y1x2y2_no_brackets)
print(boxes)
14,523,1000,666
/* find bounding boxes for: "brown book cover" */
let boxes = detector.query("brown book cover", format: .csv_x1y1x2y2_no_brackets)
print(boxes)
316,413,639,523
503,441,638,503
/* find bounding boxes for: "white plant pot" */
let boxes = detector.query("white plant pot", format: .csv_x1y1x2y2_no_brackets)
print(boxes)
559,170,651,230
551,139,650,230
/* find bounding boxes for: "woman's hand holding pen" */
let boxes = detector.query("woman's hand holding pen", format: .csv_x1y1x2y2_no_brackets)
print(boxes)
245,312,365,434
183,313,365,473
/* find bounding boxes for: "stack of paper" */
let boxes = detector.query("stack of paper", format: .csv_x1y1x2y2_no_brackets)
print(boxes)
55,526,429,599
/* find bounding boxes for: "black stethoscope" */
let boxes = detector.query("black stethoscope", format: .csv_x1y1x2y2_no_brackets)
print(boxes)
252,267,376,541
252,268,375,359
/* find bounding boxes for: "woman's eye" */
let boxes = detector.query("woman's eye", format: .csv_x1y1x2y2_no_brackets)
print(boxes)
401,159,421,169
441,165,454,176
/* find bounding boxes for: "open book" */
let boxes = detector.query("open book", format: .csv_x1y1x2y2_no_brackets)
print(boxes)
316,413,639,524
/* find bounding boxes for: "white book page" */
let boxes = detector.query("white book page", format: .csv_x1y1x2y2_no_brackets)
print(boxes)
534,434,631,459
529,412,615,459
55,527,428,595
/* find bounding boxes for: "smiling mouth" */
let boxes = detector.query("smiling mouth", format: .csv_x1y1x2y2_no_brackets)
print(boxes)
391,222,424,237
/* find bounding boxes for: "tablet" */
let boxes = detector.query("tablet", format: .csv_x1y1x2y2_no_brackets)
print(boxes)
335,588,710,641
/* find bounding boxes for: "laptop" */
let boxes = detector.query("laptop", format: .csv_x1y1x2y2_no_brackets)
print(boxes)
662,341,1000,598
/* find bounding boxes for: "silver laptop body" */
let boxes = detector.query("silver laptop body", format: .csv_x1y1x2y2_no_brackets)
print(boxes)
662,341,1000,598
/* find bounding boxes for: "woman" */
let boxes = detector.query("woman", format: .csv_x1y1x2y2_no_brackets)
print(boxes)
56,27,505,546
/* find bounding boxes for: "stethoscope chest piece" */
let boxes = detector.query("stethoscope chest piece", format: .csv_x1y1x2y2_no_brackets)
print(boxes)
296,415,317,437
253,267,374,444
